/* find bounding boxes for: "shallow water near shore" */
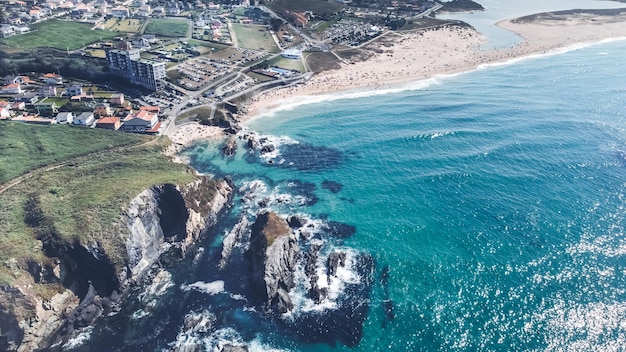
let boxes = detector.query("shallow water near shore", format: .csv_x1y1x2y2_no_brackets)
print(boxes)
76,40,626,350
442,0,626,49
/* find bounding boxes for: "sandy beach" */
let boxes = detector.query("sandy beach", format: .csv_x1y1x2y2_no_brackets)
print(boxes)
164,123,224,162
241,11,626,122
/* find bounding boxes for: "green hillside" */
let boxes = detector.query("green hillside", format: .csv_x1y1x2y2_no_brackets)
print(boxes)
0,122,195,285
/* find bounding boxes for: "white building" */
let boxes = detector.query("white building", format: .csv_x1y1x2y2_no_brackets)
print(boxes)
66,84,83,97
281,48,302,60
73,112,95,126
54,111,74,124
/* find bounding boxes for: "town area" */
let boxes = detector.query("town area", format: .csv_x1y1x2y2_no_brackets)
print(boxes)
0,0,479,134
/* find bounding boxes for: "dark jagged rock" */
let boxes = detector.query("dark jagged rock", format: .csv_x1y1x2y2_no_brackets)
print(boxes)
222,136,238,158
245,211,299,315
260,144,275,155
273,143,343,171
304,243,327,303
287,215,307,229
326,251,347,278
247,136,257,150
321,180,343,194
324,221,356,239
221,344,249,352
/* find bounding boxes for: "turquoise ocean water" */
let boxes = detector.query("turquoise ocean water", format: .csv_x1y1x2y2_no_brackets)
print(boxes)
77,35,626,352
179,39,626,351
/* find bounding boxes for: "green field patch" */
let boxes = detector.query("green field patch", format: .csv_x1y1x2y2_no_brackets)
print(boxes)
86,48,107,58
104,18,144,33
0,20,118,50
0,122,150,185
231,24,279,53
187,39,228,53
268,56,305,72
312,18,338,32
145,19,189,38
246,72,276,82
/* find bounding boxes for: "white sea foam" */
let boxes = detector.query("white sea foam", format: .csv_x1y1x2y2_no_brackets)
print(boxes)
247,77,445,121
131,309,150,320
239,180,318,216
138,269,174,303
415,131,456,140
249,336,291,352
63,326,93,350
180,280,225,295
255,134,300,165
286,246,362,318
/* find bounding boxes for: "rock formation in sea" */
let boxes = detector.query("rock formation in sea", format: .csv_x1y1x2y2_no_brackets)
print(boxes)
241,209,375,346
246,211,300,315
0,176,233,351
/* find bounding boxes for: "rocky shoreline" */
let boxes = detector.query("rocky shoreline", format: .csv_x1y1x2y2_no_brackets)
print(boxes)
0,176,234,351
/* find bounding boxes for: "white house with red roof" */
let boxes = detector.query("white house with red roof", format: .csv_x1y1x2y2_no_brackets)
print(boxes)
1,83,22,94
120,110,160,133
41,73,63,85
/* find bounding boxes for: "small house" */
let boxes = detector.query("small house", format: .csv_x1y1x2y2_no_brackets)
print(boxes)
41,73,63,85
95,116,121,130
33,102,58,117
38,85,58,97
73,112,95,127
54,111,74,124
120,110,159,133
11,101,25,110
65,84,83,97
93,102,113,117
1,83,22,94
111,93,125,106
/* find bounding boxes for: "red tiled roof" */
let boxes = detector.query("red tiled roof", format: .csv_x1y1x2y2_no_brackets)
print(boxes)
139,106,160,112
96,116,120,124
145,121,161,134
135,110,157,121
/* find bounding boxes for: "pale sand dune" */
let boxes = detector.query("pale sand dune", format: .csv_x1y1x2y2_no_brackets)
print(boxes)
242,16,626,122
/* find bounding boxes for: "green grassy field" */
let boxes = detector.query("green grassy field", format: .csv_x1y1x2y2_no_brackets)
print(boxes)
0,123,196,285
104,18,144,33
231,24,279,53
0,122,152,184
0,20,118,50
268,56,305,72
144,18,189,37
187,38,228,53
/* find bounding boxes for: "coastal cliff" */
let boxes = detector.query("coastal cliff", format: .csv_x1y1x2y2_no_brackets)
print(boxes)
0,176,233,351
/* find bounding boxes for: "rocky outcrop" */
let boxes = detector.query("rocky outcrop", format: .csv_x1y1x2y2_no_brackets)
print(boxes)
219,216,249,269
0,175,233,351
246,211,300,315
222,136,238,157
125,176,233,282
